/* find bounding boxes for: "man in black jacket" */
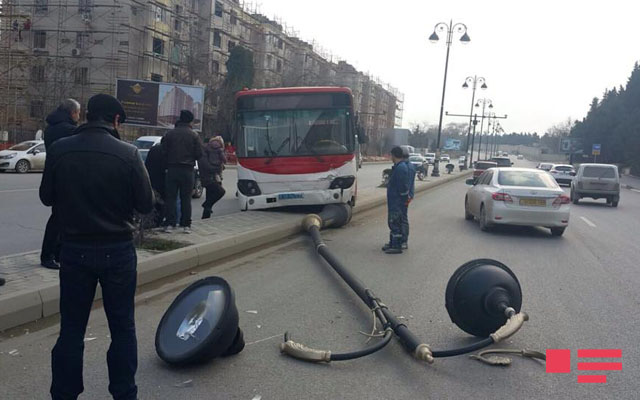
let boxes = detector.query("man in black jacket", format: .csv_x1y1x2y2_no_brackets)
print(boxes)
161,110,202,233
40,94,153,400
40,99,81,269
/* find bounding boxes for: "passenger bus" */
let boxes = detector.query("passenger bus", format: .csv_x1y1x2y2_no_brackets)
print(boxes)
234,87,360,210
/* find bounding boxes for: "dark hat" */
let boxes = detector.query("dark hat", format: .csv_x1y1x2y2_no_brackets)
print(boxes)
178,110,194,124
87,94,126,124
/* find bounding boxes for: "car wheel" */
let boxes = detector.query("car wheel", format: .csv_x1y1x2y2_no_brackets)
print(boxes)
464,197,474,221
612,198,619,208
417,171,425,181
479,205,491,231
550,227,565,236
15,159,30,173
192,178,203,199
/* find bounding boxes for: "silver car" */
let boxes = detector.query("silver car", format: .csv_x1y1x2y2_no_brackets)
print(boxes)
465,167,570,236
570,163,620,207
549,164,576,186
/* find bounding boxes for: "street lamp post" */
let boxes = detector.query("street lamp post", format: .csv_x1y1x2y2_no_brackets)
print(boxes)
484,112,495,159
429,20,470,176
475,98,492,161
462,76,486,168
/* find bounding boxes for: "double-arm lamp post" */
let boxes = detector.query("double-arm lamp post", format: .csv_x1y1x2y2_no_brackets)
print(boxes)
428,20,470,176
475,98,493,161
461,76,486,168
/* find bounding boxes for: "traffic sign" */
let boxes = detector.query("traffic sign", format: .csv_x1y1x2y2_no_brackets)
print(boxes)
592,144,601,156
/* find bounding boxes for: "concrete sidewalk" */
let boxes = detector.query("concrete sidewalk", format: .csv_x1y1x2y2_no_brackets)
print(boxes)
0,169,471,331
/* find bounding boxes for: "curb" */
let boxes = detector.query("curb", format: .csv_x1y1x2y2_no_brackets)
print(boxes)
0,171,471,331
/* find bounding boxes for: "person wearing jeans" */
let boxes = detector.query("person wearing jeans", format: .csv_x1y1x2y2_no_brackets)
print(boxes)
161,110,203,234
382,147,410,254
40,94,153,400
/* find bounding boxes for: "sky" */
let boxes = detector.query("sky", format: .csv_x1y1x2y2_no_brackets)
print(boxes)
254,0,640,133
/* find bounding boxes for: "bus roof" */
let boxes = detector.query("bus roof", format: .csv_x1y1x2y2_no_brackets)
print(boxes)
235,86,352,99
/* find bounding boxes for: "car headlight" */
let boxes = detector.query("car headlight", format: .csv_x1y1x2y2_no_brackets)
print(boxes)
329,176,355,189
0,153,17,159
237,180,262,196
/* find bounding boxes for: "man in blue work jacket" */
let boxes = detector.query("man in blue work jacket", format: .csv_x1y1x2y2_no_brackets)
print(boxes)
382,146,410,254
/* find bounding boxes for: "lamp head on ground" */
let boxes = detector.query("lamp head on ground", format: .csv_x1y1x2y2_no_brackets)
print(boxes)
155,277,245,365
445,259,522,337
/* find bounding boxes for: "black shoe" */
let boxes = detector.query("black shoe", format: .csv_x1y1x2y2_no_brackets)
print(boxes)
384,247,403,254
401,242,408,250
0,277,5,286
41,260,60,270
202,208,212,219
381,242,391,251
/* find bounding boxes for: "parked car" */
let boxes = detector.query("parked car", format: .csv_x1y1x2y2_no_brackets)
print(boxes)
549,164,576,186
517,154,524,160
464,167,570,236
536,162,554,171
408,155,428,180
491,156,513,167
441,154,450,162
0,140,46,173
472,160,498,181
424,152,436,164
133,135,203,198
570,163,620,207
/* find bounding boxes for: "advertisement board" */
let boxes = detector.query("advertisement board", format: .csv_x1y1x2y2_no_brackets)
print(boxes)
443,138,461,151
116,79,205,131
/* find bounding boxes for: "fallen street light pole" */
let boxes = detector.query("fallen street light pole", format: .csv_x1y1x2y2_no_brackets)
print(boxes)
280,204,532,365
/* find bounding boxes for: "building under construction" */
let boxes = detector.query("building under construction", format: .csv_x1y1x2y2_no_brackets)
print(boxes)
0,0,403,153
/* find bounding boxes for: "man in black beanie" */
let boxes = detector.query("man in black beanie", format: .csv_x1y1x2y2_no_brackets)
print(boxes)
161,109,203,233
40,93,153,400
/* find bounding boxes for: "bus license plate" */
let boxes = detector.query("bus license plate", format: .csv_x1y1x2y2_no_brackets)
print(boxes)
519,198,546,207
278,193,304,200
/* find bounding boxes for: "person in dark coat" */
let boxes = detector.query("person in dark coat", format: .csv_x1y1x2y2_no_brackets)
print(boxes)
401,148,416,250
161,110,203,233
145,142,168,226
40,93,153,400
382,147,410,254
199,136,227,219
40,98,81,269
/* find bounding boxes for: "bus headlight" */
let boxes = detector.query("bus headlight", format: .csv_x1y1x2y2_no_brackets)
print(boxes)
329,176,355,190
237,180,262,196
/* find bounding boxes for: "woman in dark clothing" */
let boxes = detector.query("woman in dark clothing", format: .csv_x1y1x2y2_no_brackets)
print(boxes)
199,136,226,218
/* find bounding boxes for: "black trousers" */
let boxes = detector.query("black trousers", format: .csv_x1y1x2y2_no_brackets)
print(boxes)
50,241,138,400
41,210,60,263
164,167,194,227
202,181,226,211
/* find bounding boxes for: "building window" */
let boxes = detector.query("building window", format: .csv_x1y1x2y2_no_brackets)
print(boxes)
277,38,284,49
266,54,272,69
76,32,90,49
153,5,167,23
171,68,179,79
35,0,48,12
230,10,237,25
174,18,182,32
73,67,89,84
214,1,223,17
31,65,45,82
78,0,92,13
33,31,46,49
152,37,164,55
276,59,282,73
212,61,219,74
213,30,221,48
175,4,183,14
30,100,44,118
227,40,235,51
150,73,163,82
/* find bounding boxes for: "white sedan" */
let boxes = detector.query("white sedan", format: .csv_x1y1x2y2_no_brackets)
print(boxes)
464,167,570,236
0,140,46,173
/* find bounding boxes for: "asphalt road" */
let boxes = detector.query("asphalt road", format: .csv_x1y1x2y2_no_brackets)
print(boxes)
0,163,389,257
1,160,637,399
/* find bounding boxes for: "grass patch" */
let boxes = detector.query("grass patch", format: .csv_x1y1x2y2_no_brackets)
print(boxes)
136,237,189,252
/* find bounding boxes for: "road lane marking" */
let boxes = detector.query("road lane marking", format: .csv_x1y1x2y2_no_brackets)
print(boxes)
580,216,597,228
0,188,38,193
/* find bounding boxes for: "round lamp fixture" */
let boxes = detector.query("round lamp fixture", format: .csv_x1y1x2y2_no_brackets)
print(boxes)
445,259,522,337
155,276,245,365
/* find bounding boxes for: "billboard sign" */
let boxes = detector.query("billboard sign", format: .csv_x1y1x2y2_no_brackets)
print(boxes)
116,79,205,131
443,138,461,151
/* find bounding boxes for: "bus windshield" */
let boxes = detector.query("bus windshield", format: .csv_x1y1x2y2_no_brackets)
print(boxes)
237,108,353,157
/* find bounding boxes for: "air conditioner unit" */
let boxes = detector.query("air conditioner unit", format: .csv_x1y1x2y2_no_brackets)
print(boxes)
71,48,82,57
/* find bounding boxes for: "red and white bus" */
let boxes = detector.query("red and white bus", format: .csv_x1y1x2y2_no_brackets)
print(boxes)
234,87,360,210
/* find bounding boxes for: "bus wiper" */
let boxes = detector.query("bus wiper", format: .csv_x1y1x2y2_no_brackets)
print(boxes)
265,138,290,164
